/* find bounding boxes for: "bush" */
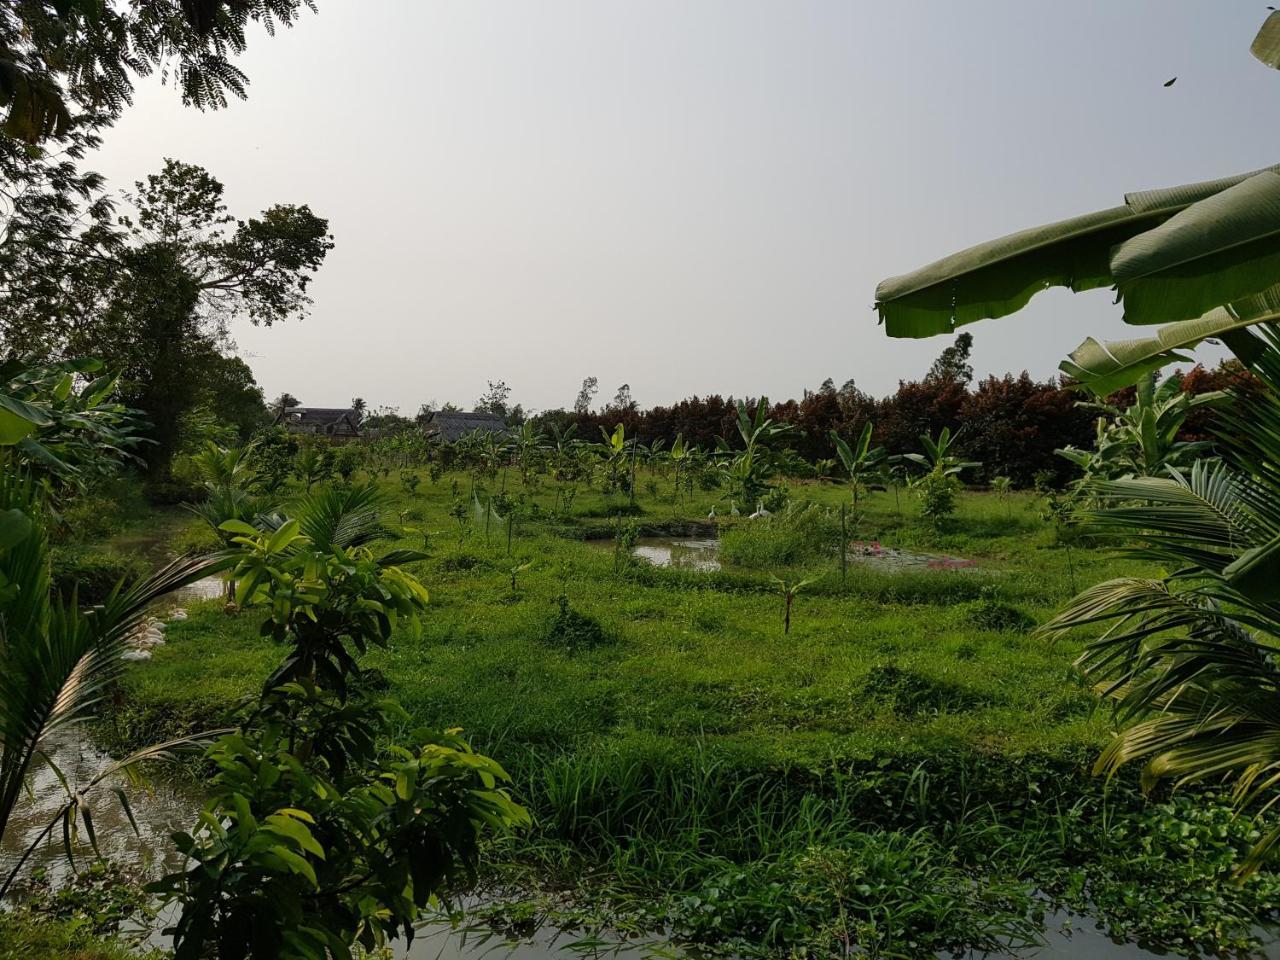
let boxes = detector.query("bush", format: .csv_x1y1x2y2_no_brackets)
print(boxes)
542,596,610,652
49,546,142,603
960,593,1035,632
860,663,985,715
719,503,838,568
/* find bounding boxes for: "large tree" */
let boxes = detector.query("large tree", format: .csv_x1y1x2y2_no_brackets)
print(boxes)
0,1,317,144
6,158,332,478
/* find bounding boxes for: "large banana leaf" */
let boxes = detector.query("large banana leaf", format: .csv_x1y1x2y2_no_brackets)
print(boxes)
1252,10,1280,69
1112,172,1280,325
875,166,1280,338
1059,284,1280,396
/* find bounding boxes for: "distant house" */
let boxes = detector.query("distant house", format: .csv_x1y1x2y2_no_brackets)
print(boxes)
275,406,362,441
421,410,509,442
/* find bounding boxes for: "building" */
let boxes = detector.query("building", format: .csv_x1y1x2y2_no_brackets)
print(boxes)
421,410,510,442
275,406,362,441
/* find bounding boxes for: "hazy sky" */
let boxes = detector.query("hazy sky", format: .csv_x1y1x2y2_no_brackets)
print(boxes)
92,1,1275,414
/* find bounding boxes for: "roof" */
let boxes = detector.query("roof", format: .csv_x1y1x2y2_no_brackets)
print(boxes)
422,411,510,442
276,406,362,437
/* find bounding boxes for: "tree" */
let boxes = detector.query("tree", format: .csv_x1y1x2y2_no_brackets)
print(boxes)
926,332,974,385
0,1,317,145
574,376,598,414
610,383,636,412
350,396,367,423
476,379,512,417
22,159,332,479
271,392,300,419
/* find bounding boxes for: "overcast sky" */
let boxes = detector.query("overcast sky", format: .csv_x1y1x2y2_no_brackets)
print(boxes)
91,1,1274,415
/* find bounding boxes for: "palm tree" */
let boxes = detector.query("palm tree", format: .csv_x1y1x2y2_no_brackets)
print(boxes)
1038,325,1280,872
870,11,1280,873
0,470,231,897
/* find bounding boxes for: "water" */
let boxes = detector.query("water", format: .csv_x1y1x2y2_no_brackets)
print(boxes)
589,536,722,572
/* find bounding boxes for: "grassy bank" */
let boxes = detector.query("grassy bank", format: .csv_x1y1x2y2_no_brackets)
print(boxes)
98,470,1280,956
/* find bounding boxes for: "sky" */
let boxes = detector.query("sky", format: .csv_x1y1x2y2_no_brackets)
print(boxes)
91,1,1277,415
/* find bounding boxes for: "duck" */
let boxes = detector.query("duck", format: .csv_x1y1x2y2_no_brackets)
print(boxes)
749,501,772,520
707,505,717,520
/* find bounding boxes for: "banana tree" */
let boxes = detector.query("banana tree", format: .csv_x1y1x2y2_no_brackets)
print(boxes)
871,11,1280,874
594,423,631,495
830,422,886,518
1057,373,1222,484
717,397,794,506
902,427,981,479
875,16,1280,342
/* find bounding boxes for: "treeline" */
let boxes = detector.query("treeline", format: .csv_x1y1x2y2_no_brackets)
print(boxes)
528,360,1245,488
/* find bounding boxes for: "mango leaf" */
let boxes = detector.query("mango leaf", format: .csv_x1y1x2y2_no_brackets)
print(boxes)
0,509,32,551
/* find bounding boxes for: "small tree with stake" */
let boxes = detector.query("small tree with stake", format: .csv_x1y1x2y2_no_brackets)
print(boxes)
771,574,819,635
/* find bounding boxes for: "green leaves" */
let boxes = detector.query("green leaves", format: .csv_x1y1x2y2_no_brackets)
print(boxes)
1059,289,1280,395
1252,10,1280,69
1112,171,1280,325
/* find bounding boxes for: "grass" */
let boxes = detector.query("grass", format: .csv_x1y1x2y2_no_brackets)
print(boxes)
98,468,1280,956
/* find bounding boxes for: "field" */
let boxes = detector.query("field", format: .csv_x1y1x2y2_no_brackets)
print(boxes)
86,471,1280,958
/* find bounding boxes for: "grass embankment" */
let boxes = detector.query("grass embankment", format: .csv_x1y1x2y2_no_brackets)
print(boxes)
100,473,1280,957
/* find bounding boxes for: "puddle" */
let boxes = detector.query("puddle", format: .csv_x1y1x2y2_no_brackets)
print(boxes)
848,541,976,571
0,728,201,886
171,573,226,604
589,537,722,572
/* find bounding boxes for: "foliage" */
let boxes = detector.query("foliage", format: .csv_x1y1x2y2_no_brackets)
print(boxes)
0,358,144,501
1038,326,1280,872
0,1,318,144
0,469,231,899
1057,372,1222,485
911,469,960,528
154,487,527,958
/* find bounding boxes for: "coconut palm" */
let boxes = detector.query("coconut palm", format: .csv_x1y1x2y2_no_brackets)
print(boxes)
1037,324,1280,871
871,12,1280,873
0,469,231,897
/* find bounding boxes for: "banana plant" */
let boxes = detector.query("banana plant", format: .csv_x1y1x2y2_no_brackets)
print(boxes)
770,574,819,635
831,422,886,517
718,397,794,505
594,423,631,495
1057,372,1222,482
902,427,981,479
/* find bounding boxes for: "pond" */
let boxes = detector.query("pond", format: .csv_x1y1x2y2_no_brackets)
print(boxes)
590,536,722,572
3,726,1273,959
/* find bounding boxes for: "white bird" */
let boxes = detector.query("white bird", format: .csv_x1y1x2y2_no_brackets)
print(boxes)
707,505,716,520
749,501,772,520
730,501,740,516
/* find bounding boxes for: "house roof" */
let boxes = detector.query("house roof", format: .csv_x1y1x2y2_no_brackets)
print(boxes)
422,411,509,442
276,406,362,436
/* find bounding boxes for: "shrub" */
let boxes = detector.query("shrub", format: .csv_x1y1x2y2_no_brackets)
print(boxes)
542,596,610,652
960,592,1035,632
49,546,142,603
860,664,984,715
719,503,838,568
912,470,959,527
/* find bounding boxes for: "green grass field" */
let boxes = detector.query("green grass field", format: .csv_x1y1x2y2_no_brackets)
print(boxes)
95,471,1280,957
